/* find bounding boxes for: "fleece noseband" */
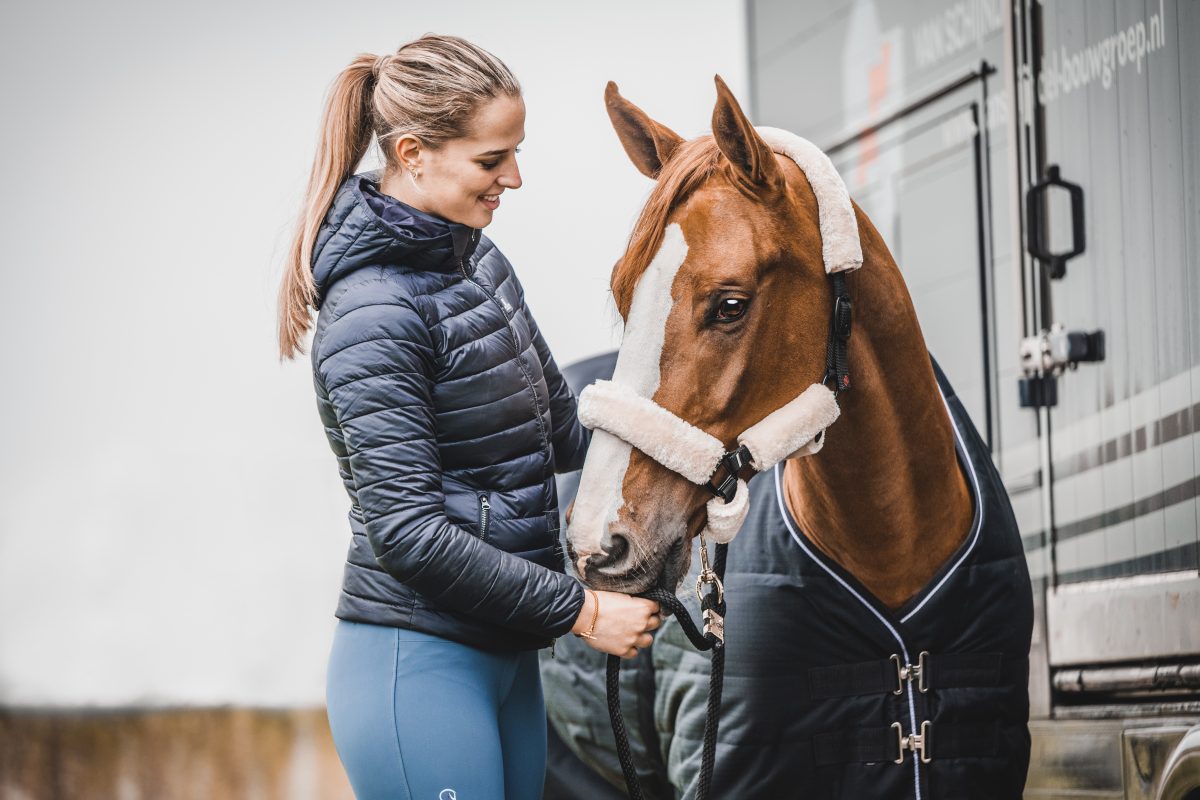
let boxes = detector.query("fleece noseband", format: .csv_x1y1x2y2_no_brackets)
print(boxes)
577,126,863,545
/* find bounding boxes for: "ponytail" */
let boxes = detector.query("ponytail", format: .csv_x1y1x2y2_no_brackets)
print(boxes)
277,53,377,360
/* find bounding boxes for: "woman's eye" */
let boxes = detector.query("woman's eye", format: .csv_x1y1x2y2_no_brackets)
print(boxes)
715,297,748,322
480,161,499,170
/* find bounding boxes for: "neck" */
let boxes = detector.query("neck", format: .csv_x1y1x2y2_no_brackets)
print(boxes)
379,171,434,217
781,232,973,610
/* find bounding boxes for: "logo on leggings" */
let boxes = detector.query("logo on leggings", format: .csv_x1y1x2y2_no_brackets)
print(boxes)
439,790,457,800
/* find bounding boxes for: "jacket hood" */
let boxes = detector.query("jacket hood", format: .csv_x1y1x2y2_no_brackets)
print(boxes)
310,170,479,308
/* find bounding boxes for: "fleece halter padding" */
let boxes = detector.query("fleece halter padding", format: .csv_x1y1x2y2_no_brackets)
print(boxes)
755,126,863,275
578,127,861,544
577,381,840,543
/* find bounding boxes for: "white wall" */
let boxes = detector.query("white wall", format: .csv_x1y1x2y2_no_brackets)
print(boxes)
0,0,747,707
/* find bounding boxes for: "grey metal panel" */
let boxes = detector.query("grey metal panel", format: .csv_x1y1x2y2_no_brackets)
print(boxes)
893,143,989,428
748,0,854,75
1045,572,1200,666
1026,719,1125,797
750,10,852,143
1030,578,1052,719
1178,0,1200,576
1031,0,1199,585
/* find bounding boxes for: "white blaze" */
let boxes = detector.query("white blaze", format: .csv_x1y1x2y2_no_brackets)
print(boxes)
568,224,688,565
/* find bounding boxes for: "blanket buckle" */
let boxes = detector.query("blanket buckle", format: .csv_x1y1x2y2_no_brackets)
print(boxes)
890,651,930,694
892,720,932,764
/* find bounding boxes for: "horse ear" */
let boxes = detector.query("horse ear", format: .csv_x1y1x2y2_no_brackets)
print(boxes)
605,81,684,179
711,74,782,193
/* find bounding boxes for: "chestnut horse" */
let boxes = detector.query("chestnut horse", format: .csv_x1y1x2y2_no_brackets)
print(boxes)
554,77,1032,799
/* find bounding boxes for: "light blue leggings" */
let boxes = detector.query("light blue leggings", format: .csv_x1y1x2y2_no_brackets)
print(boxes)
326,620,548,800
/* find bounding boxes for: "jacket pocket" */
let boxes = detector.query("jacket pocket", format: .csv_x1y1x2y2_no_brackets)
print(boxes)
476,493,492,541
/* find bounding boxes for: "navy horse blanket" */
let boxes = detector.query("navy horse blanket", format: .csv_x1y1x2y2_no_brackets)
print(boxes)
542,352,1033,800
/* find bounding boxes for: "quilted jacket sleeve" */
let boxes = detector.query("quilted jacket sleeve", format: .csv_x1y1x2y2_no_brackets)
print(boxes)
316,298,586,638
518,292,591,474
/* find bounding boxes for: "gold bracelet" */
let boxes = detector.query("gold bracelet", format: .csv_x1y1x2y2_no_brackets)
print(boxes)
576,588,600,640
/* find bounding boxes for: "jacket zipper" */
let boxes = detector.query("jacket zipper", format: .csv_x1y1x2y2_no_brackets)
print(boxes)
458,235,552,457
477,493,491,541
461,234,557,653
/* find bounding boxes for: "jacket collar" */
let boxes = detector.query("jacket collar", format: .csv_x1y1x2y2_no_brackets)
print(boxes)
311,170,481,307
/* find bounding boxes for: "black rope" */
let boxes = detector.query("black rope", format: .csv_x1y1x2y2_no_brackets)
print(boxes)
606,543,728,800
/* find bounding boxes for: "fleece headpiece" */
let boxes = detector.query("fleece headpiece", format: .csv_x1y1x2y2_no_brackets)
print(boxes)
578,127,861,544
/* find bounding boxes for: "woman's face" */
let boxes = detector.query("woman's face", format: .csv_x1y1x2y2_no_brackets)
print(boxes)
396,94,525,229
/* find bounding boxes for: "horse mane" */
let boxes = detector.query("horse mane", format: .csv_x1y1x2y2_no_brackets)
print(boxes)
611,136,723,319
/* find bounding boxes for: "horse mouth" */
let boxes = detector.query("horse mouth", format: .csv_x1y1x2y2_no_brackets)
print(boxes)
579,536,691,594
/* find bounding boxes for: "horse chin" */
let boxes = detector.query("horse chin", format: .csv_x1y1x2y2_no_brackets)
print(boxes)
653,537,692,592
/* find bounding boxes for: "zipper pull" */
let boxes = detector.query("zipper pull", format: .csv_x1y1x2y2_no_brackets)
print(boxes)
477,494,491,540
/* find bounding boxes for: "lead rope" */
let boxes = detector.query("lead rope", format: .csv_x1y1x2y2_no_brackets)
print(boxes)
606,535,728,800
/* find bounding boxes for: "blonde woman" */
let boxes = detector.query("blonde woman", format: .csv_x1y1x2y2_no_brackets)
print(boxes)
277,35,660,800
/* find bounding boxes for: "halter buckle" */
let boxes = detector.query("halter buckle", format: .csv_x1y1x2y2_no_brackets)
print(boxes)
833,295,853,339
706,444,752,503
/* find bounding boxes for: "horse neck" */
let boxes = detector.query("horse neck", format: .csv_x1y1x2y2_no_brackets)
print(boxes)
780,235,973,610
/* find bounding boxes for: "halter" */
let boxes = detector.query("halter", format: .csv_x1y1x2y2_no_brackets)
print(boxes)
577,127,863,800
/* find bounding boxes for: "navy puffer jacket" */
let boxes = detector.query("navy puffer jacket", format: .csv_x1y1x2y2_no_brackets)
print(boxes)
309,170,588,651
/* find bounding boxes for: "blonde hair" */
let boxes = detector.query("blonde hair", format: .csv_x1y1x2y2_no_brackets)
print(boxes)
277,34,521,359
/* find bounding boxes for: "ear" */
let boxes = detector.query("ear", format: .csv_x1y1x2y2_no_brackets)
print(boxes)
393,135,423,172
711,74,782,193
605,81,684,179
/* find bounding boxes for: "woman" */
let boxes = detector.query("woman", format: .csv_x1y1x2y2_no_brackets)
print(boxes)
277,34,660,800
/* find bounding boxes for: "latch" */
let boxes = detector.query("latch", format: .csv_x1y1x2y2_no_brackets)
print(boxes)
891,651,930,695
892,720,933,764
1018,323,1105,408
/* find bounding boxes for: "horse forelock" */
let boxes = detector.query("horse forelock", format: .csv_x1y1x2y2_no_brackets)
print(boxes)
611,136,723,319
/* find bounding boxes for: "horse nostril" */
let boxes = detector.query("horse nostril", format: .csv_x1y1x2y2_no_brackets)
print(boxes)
587,534,631,575
608,534,630,565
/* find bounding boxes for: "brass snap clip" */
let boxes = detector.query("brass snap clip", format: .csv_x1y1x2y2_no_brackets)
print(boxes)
694,532,725,605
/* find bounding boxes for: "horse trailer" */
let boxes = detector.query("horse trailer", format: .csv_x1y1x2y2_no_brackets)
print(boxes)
743,0,1199,795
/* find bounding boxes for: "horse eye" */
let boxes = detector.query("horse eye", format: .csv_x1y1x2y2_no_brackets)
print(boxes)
715,297,748,322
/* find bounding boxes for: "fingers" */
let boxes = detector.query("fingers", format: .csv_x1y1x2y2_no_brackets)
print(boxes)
621,648,638,660
645,613,662,631
635,632,654,649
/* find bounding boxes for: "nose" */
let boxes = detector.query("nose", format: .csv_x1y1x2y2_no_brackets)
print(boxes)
582,534,632,579
499,160,522,190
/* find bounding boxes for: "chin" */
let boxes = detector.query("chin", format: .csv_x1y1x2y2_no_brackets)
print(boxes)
464,208,495,229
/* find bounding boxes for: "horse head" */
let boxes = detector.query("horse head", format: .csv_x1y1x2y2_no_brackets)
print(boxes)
566,77,859,593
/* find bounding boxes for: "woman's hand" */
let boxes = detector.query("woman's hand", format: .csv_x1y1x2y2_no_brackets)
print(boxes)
572,589,662,659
